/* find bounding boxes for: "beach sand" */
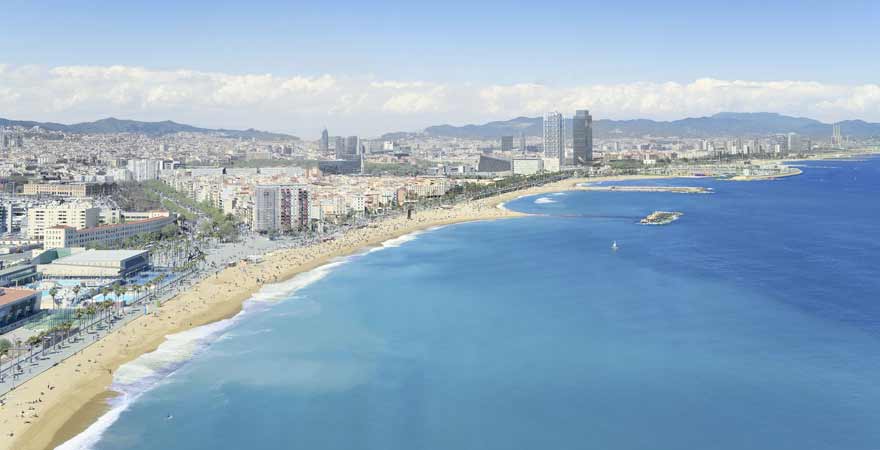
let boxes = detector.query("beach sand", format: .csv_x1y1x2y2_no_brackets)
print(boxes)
0,175,662,450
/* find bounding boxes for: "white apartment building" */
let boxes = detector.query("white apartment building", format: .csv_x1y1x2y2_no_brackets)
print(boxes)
512,158,544,175
541,157,561,173
251,185,310,233
128,159,162,182
27,204,101,240
348,195,366,213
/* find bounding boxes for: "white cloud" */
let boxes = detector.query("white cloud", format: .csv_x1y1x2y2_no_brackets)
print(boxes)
0,64,878,137
382,87,447,114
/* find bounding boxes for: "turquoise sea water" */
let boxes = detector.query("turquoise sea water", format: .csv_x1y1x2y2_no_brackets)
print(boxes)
62,157,880,450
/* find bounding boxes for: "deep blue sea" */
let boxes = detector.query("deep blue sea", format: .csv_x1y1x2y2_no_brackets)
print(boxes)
62,157,880,450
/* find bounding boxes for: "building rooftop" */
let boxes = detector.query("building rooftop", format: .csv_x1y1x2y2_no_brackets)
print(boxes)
51,249,149,265
0,287,38,307
0,264,36,276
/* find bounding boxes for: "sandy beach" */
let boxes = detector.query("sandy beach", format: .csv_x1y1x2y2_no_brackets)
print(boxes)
0,174,670,450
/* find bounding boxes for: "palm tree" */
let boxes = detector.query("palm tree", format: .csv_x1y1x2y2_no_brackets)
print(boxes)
114,285,126,305
59,321,73,344
72,285,81,304
49,287,59,310
74,309,85,332
152,274,166,299
130,284,139,304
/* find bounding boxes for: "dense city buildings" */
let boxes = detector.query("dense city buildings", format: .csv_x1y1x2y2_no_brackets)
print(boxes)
0,109,868,256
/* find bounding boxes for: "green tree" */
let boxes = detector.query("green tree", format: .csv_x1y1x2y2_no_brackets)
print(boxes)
160,223,179,239
0,338,11,356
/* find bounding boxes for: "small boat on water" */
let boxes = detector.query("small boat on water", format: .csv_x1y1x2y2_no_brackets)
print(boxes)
611,241,619,251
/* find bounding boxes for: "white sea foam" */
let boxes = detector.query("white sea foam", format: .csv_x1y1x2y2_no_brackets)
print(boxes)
248,260,346,304
549,192,566,196
55,256,355,450
56,317,238,450
534,197,557,204
365,229,424,254
379,231,422,248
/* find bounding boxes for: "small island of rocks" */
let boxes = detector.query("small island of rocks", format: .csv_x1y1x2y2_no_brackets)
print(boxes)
640,211,683,225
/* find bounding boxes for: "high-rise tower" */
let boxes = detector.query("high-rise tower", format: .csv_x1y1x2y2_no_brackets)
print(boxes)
832,123,843,147
543,112,565,166
320,128,329,153
334,136,346,160
572,110,593,165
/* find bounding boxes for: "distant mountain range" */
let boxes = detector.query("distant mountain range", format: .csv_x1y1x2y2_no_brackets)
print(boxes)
0,117,297,140
411,112,880,139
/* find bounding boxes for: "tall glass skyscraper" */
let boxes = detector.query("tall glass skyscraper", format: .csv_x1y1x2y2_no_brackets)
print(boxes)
334,136,345,159
320,128,329,153
543,111,565,166
573,110,593,165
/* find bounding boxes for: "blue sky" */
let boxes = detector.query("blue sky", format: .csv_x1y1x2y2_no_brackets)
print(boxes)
0,0,878,135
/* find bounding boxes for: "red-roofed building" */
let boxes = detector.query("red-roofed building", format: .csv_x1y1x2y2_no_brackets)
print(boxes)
0,288,40,328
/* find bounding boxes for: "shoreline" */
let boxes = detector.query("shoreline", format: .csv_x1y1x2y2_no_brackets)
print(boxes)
0,172,747,449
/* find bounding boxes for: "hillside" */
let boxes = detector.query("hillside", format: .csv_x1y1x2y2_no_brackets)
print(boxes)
419,112,880,139
0,117,296,140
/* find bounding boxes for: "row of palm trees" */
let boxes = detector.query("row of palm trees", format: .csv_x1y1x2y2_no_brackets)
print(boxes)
151,238,199,269
2,250,210,381
45,270,186,312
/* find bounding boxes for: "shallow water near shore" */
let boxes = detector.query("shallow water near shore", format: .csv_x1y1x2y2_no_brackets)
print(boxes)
65,157,880,450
